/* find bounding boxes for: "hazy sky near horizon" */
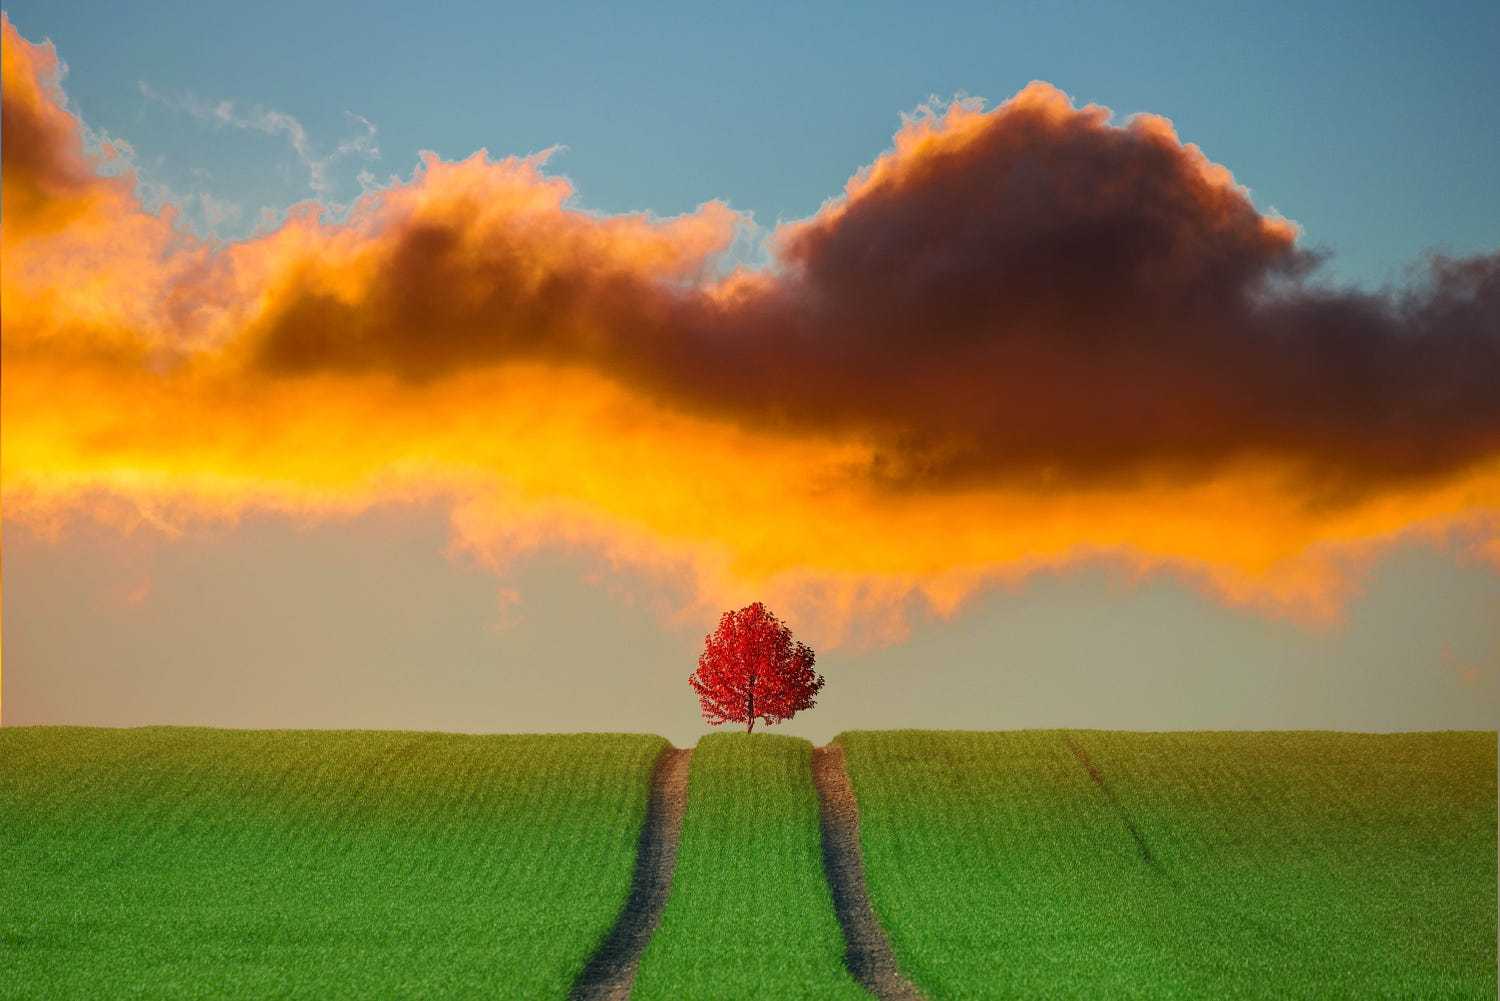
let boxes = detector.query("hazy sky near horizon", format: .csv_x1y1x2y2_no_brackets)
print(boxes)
2,2,1498,738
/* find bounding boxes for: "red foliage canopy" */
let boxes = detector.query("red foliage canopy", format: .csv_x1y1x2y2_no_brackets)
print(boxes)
688,602,824,733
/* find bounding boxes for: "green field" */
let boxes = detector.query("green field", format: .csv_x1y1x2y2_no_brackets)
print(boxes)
837,729,1498,1000
0,726,667,1000
3,726,1494,1000
631,732,865,1000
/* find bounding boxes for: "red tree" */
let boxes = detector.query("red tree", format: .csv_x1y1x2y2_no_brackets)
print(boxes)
688,602,824,732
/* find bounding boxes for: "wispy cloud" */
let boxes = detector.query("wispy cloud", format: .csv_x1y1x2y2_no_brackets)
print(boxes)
137,80,378,197
336,113,379,159
197,190,241,229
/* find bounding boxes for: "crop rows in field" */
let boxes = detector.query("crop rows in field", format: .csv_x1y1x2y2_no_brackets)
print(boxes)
3,727,1495,1000
1,727,666,999
838,729,1498,1001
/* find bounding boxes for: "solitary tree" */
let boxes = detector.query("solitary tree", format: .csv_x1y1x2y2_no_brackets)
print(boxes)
688,602,824,732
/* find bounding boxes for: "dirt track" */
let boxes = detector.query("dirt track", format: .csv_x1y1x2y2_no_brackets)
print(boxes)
569,747,692,1001
811,745,927,1001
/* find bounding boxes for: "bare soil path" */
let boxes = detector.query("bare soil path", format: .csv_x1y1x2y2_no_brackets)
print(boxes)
569,747,692,1001
811,745,927,1001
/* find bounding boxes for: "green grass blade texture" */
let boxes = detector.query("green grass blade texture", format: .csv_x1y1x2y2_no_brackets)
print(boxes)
631,732,867,1000
837,729,1497,1000
0,726,668,1000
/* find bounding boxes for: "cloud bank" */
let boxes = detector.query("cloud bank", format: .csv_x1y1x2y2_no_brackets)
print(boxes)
4,15,1497,644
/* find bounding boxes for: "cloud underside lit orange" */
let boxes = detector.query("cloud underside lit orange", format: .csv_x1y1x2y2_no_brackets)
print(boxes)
3,15,1498,645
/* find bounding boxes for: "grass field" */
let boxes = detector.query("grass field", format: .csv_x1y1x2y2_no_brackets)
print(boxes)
837,729,1498,1000
630,732,866,1000
4,726,1494,999
0,726,667,1000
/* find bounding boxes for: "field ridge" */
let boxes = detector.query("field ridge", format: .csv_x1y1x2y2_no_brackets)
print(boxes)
629,732,867,999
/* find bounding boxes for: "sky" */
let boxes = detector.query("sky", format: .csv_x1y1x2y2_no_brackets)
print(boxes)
2,2,1497,742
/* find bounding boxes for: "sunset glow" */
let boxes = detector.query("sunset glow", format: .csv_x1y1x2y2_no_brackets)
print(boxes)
4,14,1497,647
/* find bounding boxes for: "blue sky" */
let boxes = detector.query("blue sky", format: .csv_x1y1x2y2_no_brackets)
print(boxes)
7,0,1499,286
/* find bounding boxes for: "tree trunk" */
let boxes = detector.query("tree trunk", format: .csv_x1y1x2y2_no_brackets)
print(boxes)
746,684,755,733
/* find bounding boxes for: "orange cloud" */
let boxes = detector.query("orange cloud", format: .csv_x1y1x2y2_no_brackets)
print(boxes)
0,16,132,237
3,16,1498,646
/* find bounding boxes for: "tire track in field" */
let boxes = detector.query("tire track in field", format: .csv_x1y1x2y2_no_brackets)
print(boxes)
1061,733,1304,954
1062,735,1163,871
812,745,927,1001
570,746,692,1001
